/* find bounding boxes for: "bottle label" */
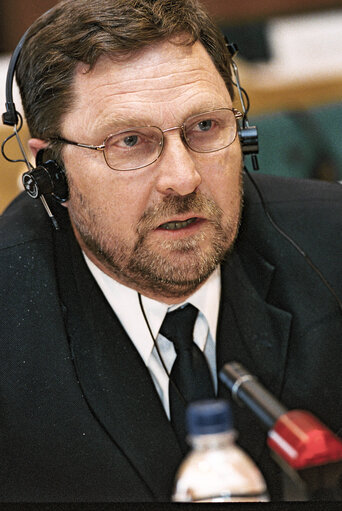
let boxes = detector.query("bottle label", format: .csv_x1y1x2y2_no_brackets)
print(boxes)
180,491,269,502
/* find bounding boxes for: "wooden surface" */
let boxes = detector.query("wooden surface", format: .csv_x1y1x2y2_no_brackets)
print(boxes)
202,0,342,21
239,68,342,115
0,124,29,213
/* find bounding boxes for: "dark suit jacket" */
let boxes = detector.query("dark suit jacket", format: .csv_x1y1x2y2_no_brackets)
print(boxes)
0,172,341,502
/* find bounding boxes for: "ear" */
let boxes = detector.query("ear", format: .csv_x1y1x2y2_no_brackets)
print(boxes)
28,138,49,159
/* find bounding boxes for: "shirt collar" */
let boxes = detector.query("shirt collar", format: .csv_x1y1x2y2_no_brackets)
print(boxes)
83,254,221,365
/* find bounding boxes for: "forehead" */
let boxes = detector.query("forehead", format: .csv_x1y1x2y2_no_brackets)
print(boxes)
62,39,232,135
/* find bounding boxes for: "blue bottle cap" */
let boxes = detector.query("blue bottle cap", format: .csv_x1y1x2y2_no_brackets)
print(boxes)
186,399,233,435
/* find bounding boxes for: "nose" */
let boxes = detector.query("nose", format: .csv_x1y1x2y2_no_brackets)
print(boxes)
155,129,202,196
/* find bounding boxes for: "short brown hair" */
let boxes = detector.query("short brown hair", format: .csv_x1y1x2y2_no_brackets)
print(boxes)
16,0,233,149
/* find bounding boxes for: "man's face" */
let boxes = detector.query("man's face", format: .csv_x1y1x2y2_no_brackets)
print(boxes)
60,39,243,303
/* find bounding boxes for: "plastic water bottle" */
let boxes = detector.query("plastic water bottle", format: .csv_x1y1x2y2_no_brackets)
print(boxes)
172,400,269,502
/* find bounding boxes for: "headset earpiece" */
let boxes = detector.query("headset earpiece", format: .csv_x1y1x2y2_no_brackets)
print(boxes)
35,148,44,166
238,125,259,170
238,125,259,155
22,150,68,202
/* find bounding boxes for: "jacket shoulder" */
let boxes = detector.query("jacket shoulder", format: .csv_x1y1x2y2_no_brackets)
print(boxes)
242,172,342,232
239,173,342,290
243,172,342,207
0,193,55,249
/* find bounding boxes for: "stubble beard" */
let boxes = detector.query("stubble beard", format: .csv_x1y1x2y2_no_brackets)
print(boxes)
67,181,243,299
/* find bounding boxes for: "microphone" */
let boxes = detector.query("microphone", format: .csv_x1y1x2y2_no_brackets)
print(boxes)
219,362,342,500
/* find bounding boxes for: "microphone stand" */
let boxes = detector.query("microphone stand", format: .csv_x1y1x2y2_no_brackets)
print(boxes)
219,362,342,501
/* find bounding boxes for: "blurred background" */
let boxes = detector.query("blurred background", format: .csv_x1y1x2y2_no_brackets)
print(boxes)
0,0,342,212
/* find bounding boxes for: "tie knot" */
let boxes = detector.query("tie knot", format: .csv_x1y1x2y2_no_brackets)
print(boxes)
159,304,198,352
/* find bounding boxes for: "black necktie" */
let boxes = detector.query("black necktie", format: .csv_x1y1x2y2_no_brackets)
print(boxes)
159,304,215,452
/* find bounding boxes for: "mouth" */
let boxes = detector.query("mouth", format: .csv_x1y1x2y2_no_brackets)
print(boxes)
157,217,199,231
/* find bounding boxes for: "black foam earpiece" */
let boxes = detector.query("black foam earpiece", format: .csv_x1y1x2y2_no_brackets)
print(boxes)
22,149,69,202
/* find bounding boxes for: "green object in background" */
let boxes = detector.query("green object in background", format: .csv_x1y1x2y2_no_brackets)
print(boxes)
250,103,342,182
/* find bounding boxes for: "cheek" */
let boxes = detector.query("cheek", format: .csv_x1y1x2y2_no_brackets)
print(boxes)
65,150,154,228
199,143,242,205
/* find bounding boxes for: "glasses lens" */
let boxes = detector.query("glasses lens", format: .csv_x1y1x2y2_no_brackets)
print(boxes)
184,109,237,153
104,127,162,171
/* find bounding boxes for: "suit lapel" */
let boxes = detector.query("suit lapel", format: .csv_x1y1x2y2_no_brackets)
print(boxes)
53,222,182,500
217,248,292,461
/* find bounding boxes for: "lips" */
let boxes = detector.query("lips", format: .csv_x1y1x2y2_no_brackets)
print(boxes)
158,217,198,230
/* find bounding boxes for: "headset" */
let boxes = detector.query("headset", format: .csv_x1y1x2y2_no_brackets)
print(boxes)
1,24,68,229
1,24,259,230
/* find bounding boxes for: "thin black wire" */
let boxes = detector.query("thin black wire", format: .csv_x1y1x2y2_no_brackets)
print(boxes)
138,292,171,378
240,86,250,128
138,292,188,406
1,112,26,163
245,168,342,313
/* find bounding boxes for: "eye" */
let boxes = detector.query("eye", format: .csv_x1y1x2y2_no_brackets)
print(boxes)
115,133,141,148
123,134,138,147
107,130,157,151
196,119,213,132
188,118,220,135
106,128,161,160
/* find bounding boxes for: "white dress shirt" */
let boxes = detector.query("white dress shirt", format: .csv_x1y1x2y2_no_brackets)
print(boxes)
84,254,221,419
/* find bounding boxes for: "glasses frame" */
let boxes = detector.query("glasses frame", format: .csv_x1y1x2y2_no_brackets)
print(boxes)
48,107,243,172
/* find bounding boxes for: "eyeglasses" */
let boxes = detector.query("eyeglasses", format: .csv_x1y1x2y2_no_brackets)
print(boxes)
50,108,242,172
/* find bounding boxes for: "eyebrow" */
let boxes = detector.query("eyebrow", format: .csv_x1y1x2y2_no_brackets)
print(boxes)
92,114,156,134
92,103,230,135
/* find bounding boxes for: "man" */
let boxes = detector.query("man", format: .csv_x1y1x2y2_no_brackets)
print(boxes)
1,0,342,502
